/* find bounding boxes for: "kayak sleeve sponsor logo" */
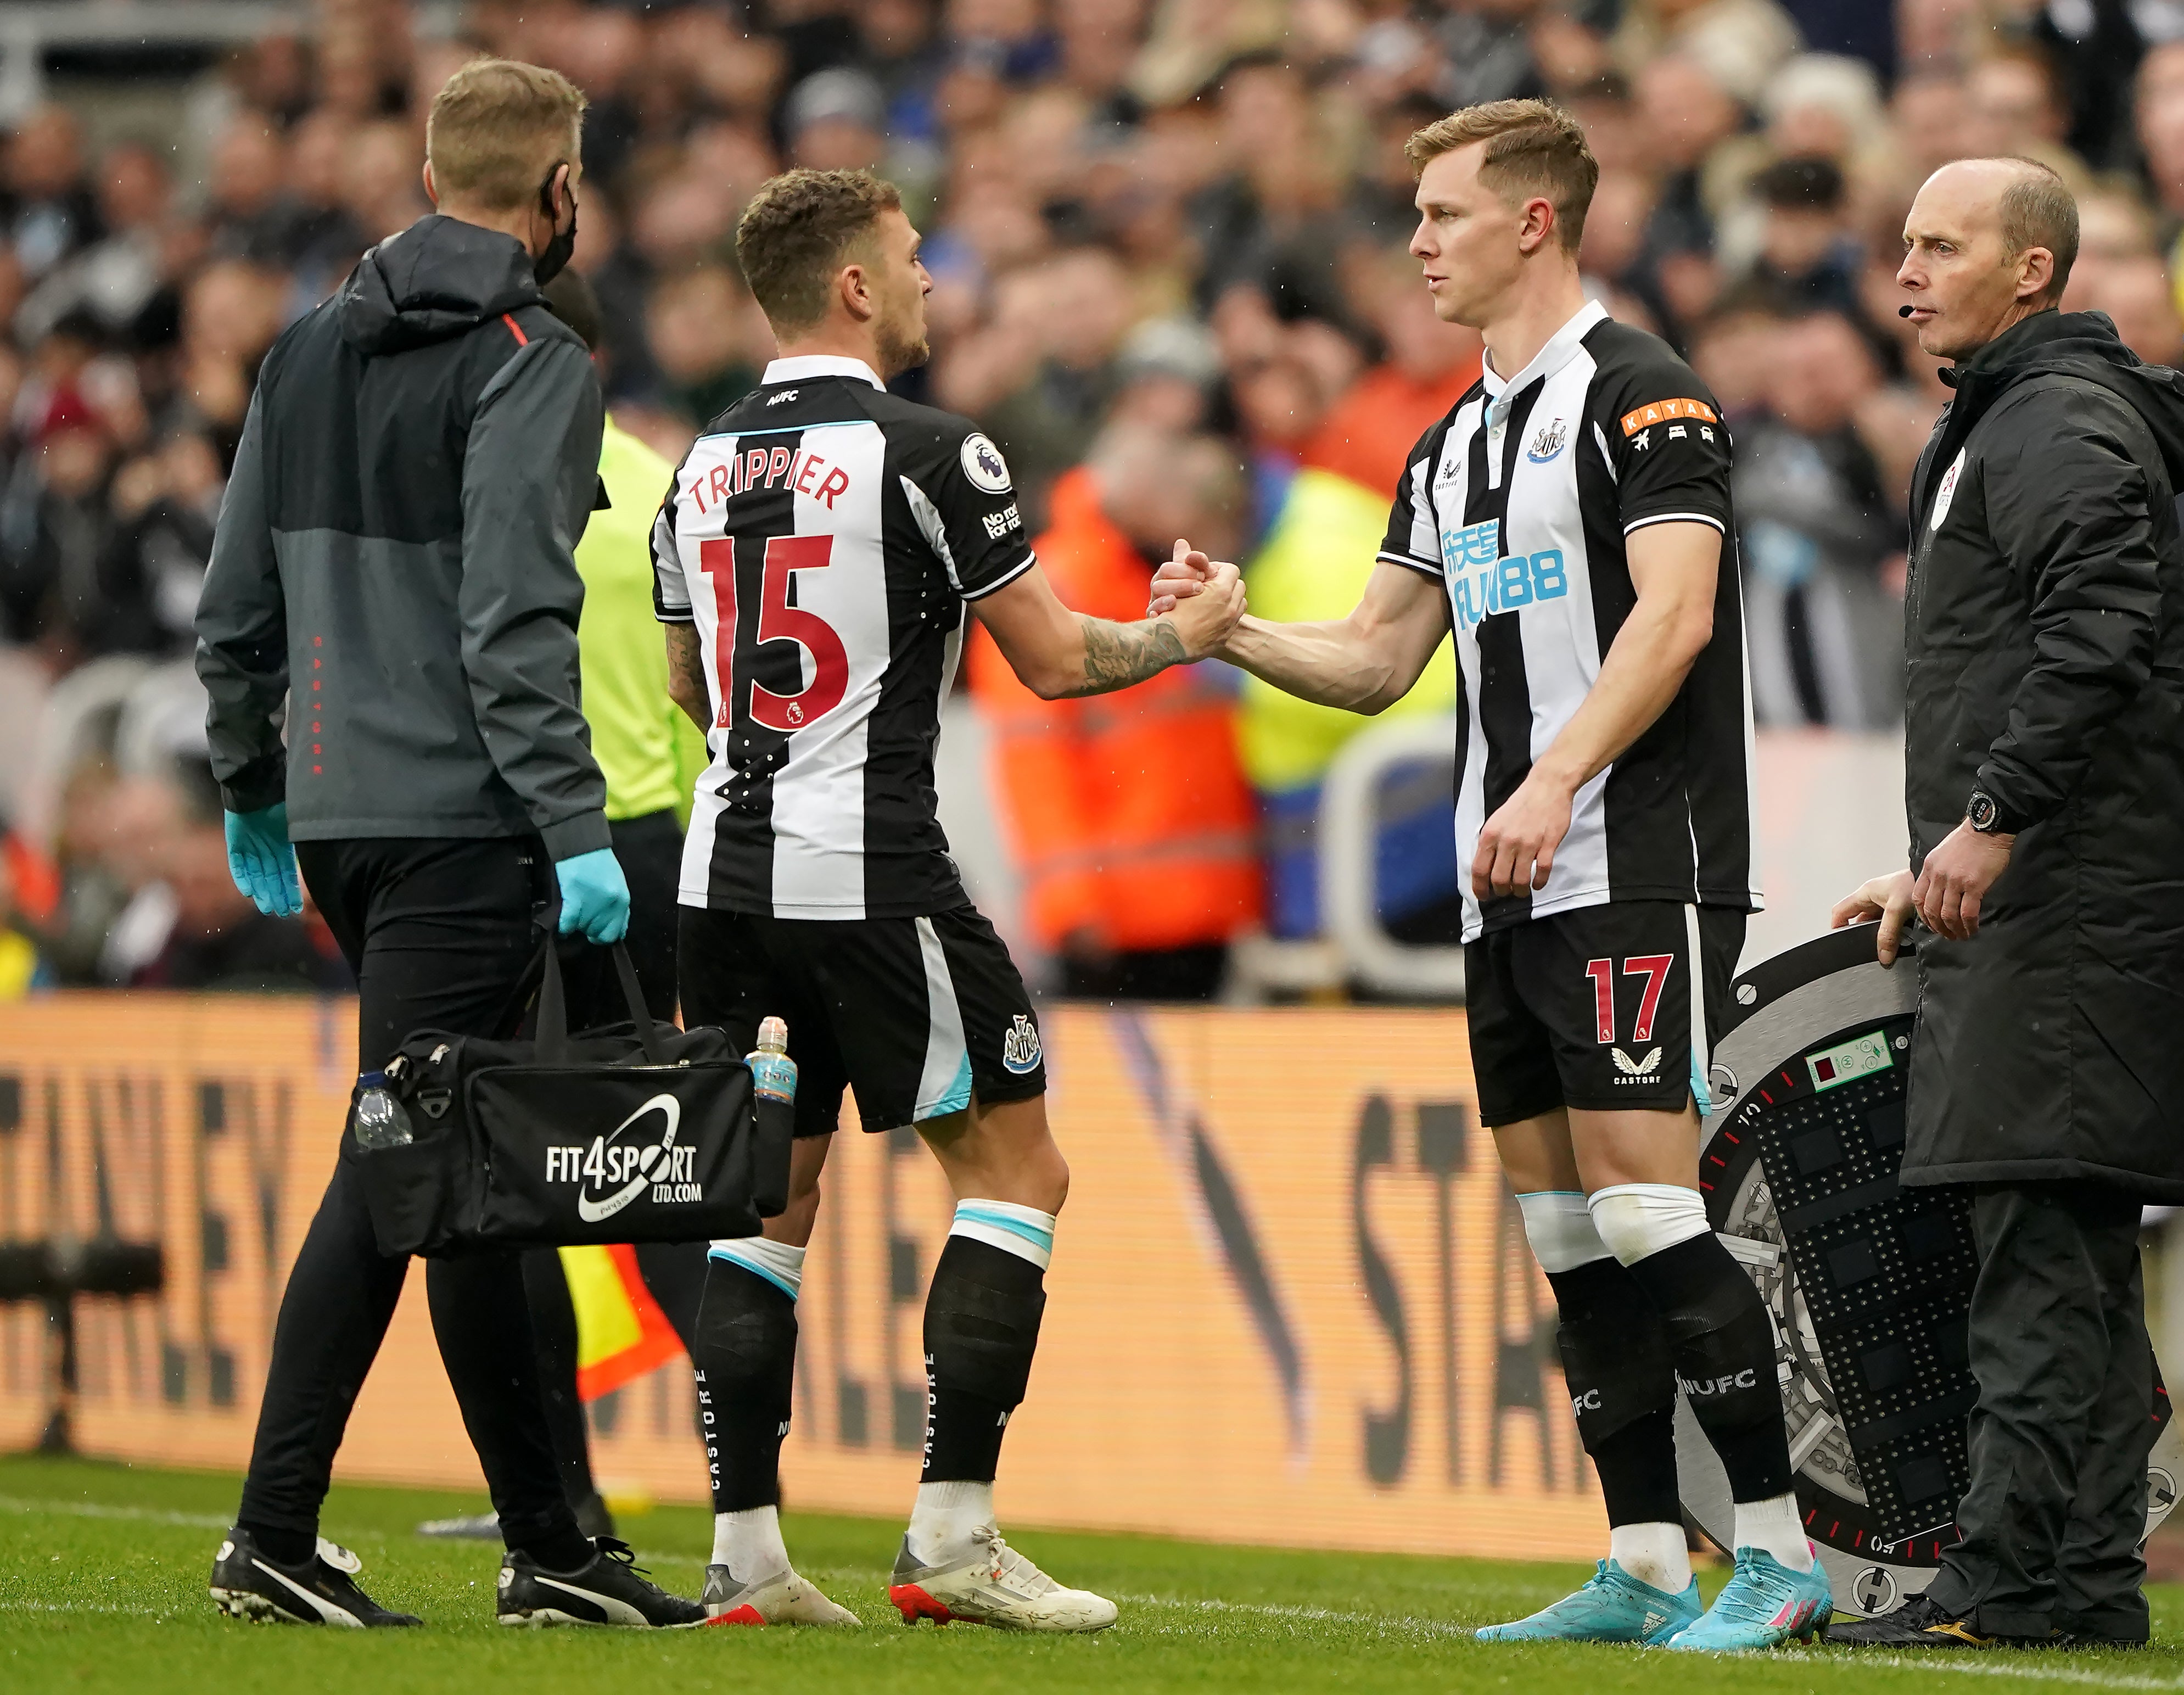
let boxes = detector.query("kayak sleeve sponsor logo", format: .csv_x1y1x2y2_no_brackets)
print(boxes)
1620,396,1717,436
1437,518,1568,632
545,1094,703,1221
961,432,1013,494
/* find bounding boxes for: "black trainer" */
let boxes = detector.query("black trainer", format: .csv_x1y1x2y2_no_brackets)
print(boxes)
209,1527,422,1626
497,1537,705,1627
1827,1593,1993,1647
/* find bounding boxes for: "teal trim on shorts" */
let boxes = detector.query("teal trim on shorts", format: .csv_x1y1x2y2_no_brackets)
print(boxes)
708,1243,800,1301
953,1202,1055,1258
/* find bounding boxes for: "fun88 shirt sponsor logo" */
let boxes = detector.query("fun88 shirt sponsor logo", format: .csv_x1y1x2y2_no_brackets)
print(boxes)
1438,519,1569,632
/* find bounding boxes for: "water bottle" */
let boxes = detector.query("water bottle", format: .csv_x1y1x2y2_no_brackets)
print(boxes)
746,1016,797,1106
353,1071,415,1150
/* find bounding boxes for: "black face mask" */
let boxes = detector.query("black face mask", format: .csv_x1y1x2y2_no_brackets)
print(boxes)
534,164,578,286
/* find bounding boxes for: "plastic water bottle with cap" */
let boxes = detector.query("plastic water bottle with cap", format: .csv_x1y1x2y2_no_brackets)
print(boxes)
352,1070,414,1150
747,1017,797,1107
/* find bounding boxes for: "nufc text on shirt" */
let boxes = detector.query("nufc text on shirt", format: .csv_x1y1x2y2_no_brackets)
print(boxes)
1378,299,1762,941
652,354,1033,919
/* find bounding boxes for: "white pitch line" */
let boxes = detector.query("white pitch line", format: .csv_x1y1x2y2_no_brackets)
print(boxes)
0,1599,170,1618
1117,1592,1471,1637
0,1496,231,1530
1809,1653,2184,1692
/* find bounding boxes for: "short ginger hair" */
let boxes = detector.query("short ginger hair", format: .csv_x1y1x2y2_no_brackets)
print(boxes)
1405,98,1600,254
735,168,903,335
426,58,586,214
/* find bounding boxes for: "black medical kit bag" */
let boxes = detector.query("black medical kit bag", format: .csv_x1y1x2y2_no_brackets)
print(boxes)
352,941,791,1257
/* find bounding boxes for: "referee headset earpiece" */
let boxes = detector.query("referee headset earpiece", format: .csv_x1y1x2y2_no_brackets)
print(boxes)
532,161,577,286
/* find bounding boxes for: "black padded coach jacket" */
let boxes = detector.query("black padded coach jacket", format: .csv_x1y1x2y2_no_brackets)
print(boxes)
195,214,611,860
1900,307,2184,1198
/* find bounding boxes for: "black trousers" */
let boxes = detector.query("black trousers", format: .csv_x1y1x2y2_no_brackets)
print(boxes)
527,808,709,1513
237,836,579,1558
1924,1181,2155,1641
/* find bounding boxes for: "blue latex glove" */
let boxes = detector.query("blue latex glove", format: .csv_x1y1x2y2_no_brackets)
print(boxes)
556,847,630,944
224,804,302,918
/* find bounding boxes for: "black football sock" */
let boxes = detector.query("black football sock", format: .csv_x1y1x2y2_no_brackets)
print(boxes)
692,1257,799,1513
1621,1232,1793,1503
921,1234,1046,1483
1547,1257,1682,1526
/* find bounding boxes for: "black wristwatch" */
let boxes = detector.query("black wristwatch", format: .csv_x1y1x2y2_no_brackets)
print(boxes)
1966,788,2017,835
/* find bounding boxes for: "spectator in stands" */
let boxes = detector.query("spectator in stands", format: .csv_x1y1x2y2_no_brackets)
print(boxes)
17,142,172,350
0,807,57,996
951,244,1135,524
1,106,100,284
0,843,52,997
2083,257,2184,367
0,389,116,659
205,113,296,266
1613,0,1800,107
968,428,1262,999
1734,309,1906,728
129,777,348,992
1235,449,1461,944
1739,155,1863,320
645,265,764,428
1628,53,1743,342
1301,245,1483,495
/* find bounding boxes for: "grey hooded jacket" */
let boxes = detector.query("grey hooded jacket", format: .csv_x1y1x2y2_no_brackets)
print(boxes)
195,214,611,860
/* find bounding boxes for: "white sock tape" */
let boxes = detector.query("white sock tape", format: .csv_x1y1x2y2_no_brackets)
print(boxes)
1516,1190,1612,1273
1587,1183,1710,1267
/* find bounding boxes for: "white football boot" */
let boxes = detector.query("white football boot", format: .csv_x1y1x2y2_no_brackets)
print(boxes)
702,1563,862,1626
888,1526,1117,1632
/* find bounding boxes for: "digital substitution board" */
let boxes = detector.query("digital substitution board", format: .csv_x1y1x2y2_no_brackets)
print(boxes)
1675,926,2181,1618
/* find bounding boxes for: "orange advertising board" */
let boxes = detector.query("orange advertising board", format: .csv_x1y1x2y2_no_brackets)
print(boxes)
0,994,1603,1559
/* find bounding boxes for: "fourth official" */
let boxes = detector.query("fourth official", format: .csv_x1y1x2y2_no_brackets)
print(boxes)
1834,156,2184,1648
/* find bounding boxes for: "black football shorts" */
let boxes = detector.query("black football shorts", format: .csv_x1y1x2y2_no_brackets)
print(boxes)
677,904,1046,1137
1464,900,1745,1127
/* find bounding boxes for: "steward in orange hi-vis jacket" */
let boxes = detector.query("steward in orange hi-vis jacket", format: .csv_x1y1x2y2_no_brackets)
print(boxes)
967,445,1262,999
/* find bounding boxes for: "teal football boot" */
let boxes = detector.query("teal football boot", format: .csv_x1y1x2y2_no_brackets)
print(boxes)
1664,1547,1832,1651
1475,1559,1703,1644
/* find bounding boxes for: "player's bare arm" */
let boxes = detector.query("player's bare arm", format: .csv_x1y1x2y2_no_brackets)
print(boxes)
1472,519,1718,899
975,554,1244,700
1154,553,1449,713
665,622,710,731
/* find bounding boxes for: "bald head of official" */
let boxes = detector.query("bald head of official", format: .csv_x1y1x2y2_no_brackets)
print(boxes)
1899,156,2079,361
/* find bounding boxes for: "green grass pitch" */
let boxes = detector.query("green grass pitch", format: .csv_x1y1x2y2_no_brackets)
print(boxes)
3,1453,2180,1694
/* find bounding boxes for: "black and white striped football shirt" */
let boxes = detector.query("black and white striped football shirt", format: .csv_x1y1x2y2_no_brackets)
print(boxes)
1380,299,1762,942
652,355,1033,918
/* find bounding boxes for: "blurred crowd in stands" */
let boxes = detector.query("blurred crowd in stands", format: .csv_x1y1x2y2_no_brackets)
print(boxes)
3,0,2182,1000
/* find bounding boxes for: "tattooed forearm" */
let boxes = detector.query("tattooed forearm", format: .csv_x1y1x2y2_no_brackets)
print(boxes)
664,622,713,730
1060,615,1188,697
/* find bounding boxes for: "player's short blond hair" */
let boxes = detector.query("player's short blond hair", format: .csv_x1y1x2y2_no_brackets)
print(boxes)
426,58,586,214
1405,98,1599,254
